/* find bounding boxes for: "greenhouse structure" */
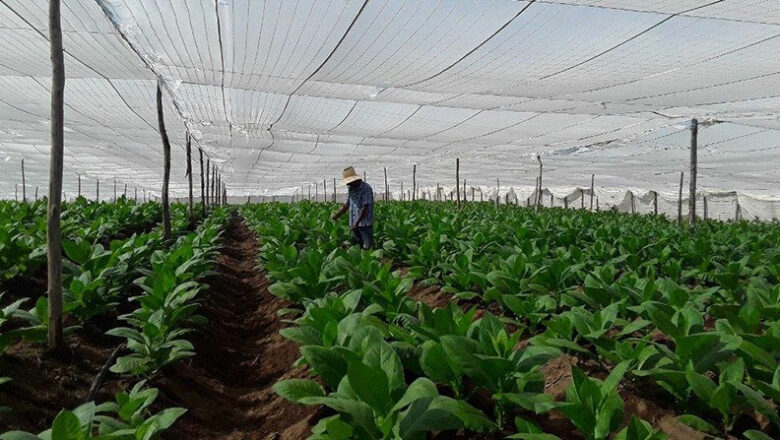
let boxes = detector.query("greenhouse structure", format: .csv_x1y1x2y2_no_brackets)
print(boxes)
0,1,779,440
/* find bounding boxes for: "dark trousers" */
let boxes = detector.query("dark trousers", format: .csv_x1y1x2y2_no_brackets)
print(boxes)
351,225,374,249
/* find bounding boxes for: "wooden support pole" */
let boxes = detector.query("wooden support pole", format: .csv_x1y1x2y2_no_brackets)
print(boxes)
323,179,327,203
186,132,193,223
96,179,100,201
199,149,206,216
156,83,172,239
653,191,658,215
735,201,741,221
496,178,500,207
455,158,461,208
581,190,585,209
123,184,127,198
21,159,26,202
15,184,18,201
383,167,389,202
630,191,635,214
134,186,137,202
47,0,66,350
35,186,39,201
480,191,483,202
703,195,708,220
77,174,81,197
589,174,595,211
536,154,543,209
113,179,117,202
564,197,569,209
550,193,553,207
677,171,684,225
689,118,698,226
205,158,210,208
333,178,336,202
463,178,466,204
412,164,416,201
596,198,599,211
471,186,475,201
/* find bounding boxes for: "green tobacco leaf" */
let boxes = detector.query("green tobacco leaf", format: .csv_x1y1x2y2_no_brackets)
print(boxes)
347,361,391,413
675,414,718,435
50,410,85,440
744,430,774,440
392,378,439,412
300,346,348,389
273,379,325,403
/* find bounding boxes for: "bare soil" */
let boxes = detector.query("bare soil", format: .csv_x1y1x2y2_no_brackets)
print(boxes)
153,216,320,440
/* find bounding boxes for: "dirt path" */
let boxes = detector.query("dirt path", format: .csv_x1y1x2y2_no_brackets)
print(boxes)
156,216,320,440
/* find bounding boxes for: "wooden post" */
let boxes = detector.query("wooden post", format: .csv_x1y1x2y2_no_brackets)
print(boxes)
677,171,684,225
21,159,27,202
455,158,460,208
735,201,741,221
412,164,416,201
463,178,466,204
496,178,500,207
199,149,206,216
47,0,66,350
205,158,210,208
550,193,554,207
630,191,635,214
383,167,388,202
564,196,569,209
123,184,127,198
333,178,336,202
308,184,311,200
113,179,117,202
96,178,100,201
596,198,599,211
689,118,698,225
156,83,172,239
589,174,595,211
536,154,542,209
134,186,137,202
35,186,39,201
480,191,483,202
653,191,658,215
315,181,319,201
323,179,327,202
581,190,584,209
77,174,81,197
15,184,18,201
703,195,708,220
212,166,218,207
186,132,193,222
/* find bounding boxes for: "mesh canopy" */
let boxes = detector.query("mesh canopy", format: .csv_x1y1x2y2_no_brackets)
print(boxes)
0,0,778,215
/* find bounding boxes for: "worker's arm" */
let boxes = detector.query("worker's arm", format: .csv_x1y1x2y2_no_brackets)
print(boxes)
331,202,349,221
352,206,368,230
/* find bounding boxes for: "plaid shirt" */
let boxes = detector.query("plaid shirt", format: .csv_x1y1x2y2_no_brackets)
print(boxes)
348,181,374,227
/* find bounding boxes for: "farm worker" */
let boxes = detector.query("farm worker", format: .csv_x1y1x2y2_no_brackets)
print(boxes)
332,166,374,249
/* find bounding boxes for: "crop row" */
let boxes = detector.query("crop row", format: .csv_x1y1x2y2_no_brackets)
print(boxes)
242,201,779,440
0,202,226,439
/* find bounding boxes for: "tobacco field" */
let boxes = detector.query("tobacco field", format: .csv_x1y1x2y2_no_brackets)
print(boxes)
1,199,779,440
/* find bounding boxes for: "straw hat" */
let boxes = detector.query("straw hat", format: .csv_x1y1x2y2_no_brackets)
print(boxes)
339,166,362,186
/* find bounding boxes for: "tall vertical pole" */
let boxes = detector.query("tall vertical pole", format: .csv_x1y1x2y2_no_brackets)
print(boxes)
77,174,81,197
496,178,500,207
315,181,319,201
15,185,18,202
677,172,684,225
113,179,117,202
412,165,417,201
134,186,137,202
333,178,336,202
455,158,461,208
703,195,708,220
688,118,698,225
384,167,388,202
21,159,27,202
581,190,584,209
123,184,127,198
205,159,210,209
35,186,39,201
323,179,327,203
589,174,595,211
156,83,172,240
47,0,65,350
550,193,553,207
308,185,311,200
536,155,543,209
463,178,466,204
630,192,635,214
96,178,100,201
186,132,194,223
653,191,658,215
199,149,206,217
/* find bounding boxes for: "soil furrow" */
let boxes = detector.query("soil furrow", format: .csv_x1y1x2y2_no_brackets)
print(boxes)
156,215,318,440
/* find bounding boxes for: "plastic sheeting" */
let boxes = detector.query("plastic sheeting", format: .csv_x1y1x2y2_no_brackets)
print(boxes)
0,0,779,217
